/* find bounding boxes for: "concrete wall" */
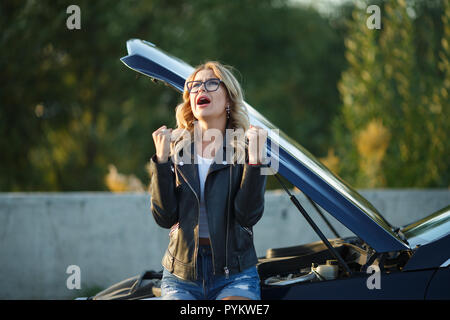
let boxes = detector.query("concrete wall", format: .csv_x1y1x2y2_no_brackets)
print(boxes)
0,190,448,299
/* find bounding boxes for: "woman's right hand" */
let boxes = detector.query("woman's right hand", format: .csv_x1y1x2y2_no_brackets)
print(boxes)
152,125,173,163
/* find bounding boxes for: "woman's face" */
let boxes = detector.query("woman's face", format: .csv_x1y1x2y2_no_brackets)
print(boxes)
189,69,229,123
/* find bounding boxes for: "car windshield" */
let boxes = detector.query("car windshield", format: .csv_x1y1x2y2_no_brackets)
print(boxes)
401,206,450,247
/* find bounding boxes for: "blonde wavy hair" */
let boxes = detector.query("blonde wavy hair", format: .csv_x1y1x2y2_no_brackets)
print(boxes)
170,61,250,164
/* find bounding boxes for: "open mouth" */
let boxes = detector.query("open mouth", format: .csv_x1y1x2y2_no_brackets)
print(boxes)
197,96,211,107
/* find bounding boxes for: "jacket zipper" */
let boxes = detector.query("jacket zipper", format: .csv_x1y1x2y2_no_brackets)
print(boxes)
241,226,253,237
224,164,232,279
174,166,202,280
203,175,217,276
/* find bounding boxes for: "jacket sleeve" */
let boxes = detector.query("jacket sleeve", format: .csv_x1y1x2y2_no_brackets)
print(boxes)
233,163,268,228
149,154,178,229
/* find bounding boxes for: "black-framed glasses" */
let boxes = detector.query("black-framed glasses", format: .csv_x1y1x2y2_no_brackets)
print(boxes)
186,78,223,93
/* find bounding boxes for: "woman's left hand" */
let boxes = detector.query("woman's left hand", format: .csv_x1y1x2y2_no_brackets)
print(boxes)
246,125,268,165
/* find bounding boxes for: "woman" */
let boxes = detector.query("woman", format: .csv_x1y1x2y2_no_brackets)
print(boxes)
149,61,268,300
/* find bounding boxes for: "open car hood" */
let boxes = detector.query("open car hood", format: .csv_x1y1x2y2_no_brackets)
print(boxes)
121,39,409,253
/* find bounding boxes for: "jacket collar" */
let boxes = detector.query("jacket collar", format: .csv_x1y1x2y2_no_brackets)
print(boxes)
175,133,232,198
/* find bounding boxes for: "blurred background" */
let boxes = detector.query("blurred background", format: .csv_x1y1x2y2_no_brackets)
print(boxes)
1,0,449,192
1,0,450,300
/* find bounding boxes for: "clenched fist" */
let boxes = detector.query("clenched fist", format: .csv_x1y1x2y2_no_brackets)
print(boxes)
152,125,173,163
246,125,268,165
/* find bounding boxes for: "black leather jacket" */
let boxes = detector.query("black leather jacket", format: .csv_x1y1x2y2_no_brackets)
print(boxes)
149,140,268,281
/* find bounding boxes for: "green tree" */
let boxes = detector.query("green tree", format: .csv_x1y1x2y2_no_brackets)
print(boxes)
334,0,449,188
1,0,349,191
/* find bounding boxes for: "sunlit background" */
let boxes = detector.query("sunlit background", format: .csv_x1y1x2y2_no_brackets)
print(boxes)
2,0,449,192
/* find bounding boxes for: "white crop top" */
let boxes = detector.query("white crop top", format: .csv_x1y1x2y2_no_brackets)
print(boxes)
197,154,214,239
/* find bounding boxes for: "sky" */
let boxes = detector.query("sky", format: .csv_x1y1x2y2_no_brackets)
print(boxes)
289,0,354,15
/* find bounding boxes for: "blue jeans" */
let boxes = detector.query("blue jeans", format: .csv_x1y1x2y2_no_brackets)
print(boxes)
160,245,261,300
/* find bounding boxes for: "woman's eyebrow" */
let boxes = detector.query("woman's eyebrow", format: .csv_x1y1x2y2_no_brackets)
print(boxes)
193,77,219,81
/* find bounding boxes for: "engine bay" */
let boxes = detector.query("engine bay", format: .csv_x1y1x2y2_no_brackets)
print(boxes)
257,236,410,287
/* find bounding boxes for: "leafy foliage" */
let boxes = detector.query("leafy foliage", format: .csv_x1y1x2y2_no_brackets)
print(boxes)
1,0,447,191
1,0,346,191
334,0,449,188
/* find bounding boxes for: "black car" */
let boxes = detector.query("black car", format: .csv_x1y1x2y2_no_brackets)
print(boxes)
90,39,450,300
